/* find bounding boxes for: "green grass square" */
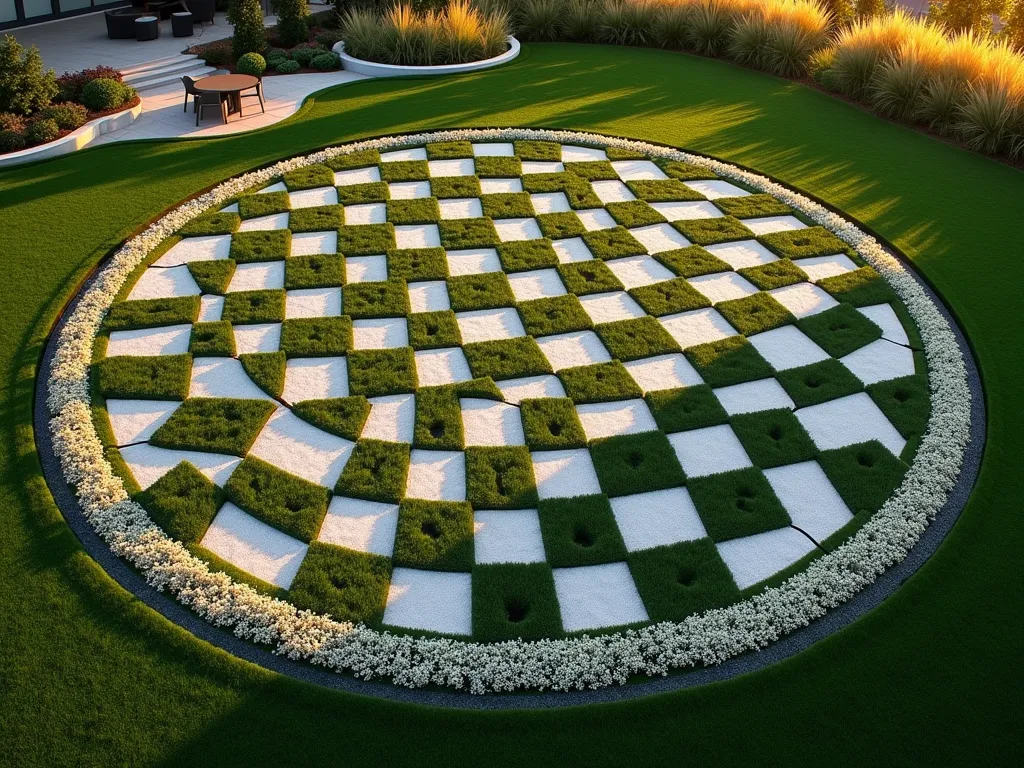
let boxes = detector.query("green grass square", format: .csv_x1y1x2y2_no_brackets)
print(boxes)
412,385,464,449
518,295,592,337
225,457,329,543
283,164,334,191
337,223,396,256
466,446,538,509
408,310,462,350
513,140,561,161
346,348,417,396
582,227,647,260
557,260,625,295
379,160,429,182
430,175,482,198
190,321,235,356
537,495,627,567
135,461,224,544
393,499,474,571
229,230,291,262
279,316,352,357
535,212,586,239
474,155,522,178
562,179,603,209
776,358,864,407
336,181,390,205
796,303,883,357
589,431,686,497
463,337,552,381
472,563,562,642
343,279,410,318
447,272,515,311
239,352,285,397
759,226,853,260
730,409,818,469
179,212,240,236
221,290,285,324
559,361,643,403
386,197,441,225
188,259,236,294
594,317,680,361
480,192,535,219
386,247,448,281
627,539,740,621
288,543,391,625
105,296,199,331
335,439,410,502
684,336,774,387
672,216,754,245
150,398,276,456
655,159,718,181
817,266,894,307
95,354,191,400
497,239,559,272
628,277,710,317
714,193,793,219
646,385,729,432
438,218,500,249
564,160,619,180
291,396,370,440
287,205,345,233
738,259,807,290
818,440,909,515
285,254,345,289
325,149,380,170
605,200,667,228
625,179,705,202
687,467,791,542
715,292,795,335
654,245,731,277
238,191,290,219
426,141,473,159
520,397,587,449
866,374,930,440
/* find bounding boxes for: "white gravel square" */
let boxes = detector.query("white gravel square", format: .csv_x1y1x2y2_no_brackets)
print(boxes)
659,307,737,348
610,488,707,552
127,266,201,301
793,254,858,281
495,374,566,404
840,339,916,385
107,325,191,357
578,291,646,323
553,563,648,631
238,212,289,232
576,399,657,440
257,181,287,194
395,224,441,249
530,192,571,213
384,568,472,636
667,424,752,477
650,200,723,221
742,215,807,235
629,223,691,254
479,177,523,194
190,357,273,400
199,294,224,322
200,502,308,589
289,186,338,209
521,160,563,174
345,254,388,283
407,280,451,312
683,180,751,199
474,509,546,564
612,160,669,181
532,449,602,499
591,179,636,203
446,247,501,275
705,240,778,269
747,325,830,371
508,268,566,301
233,322,281,354
624,354,703,392
562,145,608,162
461,398,526,446
343,202,387,225
352,318,409,349
282,357,349,402
716,527,817,589
857,303,908,344
406,450,466,501
437,197,483,219
494,217,543,242
362,393,416,443
120,444,241,489
290,231,337,256
381,147,427,162
334,166,381,186
551,237,594,263
227,261,285,292
414,348,472,386
249,408,354,488
285,288,342,319
687,272,758,303
575,208,618,231
318,497,399,557
388,181,432,199
456,308,525,343
105,399,181,445
605,256,676,289
536,330,611,371
155,235,231,266
472,142,515,156
763,461,853,542
795,392,906,456
713,378,795,416
769,283,838,318
428,158,475,177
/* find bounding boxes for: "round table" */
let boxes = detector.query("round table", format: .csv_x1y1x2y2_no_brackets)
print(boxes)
193,74,259,120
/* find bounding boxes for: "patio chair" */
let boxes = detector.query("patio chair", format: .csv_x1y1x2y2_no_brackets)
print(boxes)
239,78,265,115
105,9,146,39
181,75,199,113
186,0,215,25
195,91,227,126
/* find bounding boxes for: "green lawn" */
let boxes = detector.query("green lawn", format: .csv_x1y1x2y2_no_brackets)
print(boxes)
0,43,1020,766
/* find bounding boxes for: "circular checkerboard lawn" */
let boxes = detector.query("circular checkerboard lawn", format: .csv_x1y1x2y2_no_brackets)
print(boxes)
50,129,966,691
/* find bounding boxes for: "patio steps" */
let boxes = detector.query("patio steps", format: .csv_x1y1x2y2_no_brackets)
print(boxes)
120,54,222,93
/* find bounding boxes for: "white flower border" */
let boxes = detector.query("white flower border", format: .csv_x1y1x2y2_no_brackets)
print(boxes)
45,129,971,694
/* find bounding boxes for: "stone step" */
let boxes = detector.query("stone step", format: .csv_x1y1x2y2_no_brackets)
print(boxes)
120,53,200,78
122,58,211,88
128,65,223,93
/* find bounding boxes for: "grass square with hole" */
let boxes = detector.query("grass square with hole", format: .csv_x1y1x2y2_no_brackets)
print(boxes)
379,160,429,182
337,223,396,256
628,277,710,317
239,352,285,397
408,310,462,350
589,431,686,497
335,439,410,502
687,467,791,542
283,164,334,190
279,316,352,357
222,289,285,324
426,140,473,159
229,230,291,262
655,159,718,181
288,542,391,625
225,457,330,542
447,272,515,311
866,374,930,440
564,160,618,181
537,495,627,567
715,292,795,335
188,259,236,294
714,194,794,219
480,192,535,219
288,204,345,233
135,461,225,544
535,212,586,240
237,192,290,221
325,149,380,170
343,279,410,318
518,295,592,337
336,181,390,205
557,260,625,296
413,385,464,449
672,216,754,246
594,317,680,361
438,217,500,249
430,175,482,198
818,266,894,307
150,397,276,456
684,336,774,387
285,254,345,289
392,499,474,571
646,385,728,432
818,440,909,515
627,538,739,621
730,409,818,469
497,239,558,272
472,563,562,642
626,179,705,202
796,303,883,358
471,156,520,179
737,259,807,290
559,361,643,403
654,245,731,278
95,354,191,400
582,226,648,259
179,212,240,236
759,226,853,260
346,347,417,396
387,247,448,281
105,296,199,331
190,321,235,356
463,337,552,381
513,140,561,161
605,200,667,228
466,446,538,509
386,197,441,225
291,396,370,440
520,397,587,449
776,358,864,407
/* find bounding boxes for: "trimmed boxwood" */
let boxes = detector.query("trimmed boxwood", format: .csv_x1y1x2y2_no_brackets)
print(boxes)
645,385,729,433
135,461,225,544
392,499,474,571
95,354,191,400
224,457,330,543
589,431,686,497
335,439,411,502
536,494,627,568
819,267,895,310
288,543,392,625
291,396,370,440
564,160,619,180
465,446,538,509
425,141,473,159
150,397,276,456
513,140,561,160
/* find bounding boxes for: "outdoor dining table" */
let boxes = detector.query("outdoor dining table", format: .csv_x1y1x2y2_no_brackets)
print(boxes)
192,74,260,120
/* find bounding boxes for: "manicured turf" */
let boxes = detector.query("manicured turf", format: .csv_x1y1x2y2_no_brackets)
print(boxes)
1,42,1019,767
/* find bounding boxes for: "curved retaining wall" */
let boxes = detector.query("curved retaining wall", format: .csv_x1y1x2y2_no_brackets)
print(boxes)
332,36,520,78
0,102,142,169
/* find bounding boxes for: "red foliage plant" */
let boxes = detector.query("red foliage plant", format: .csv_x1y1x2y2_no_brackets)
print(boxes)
55,66,123,103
